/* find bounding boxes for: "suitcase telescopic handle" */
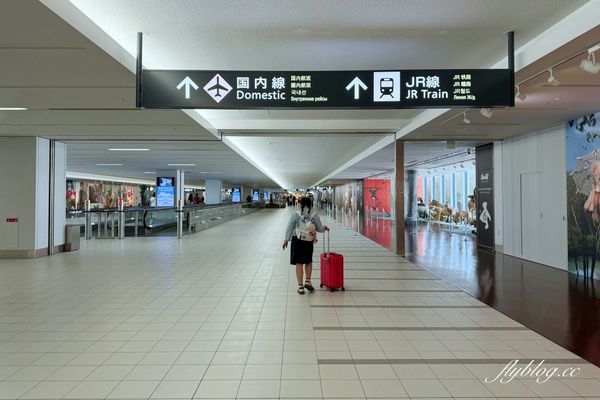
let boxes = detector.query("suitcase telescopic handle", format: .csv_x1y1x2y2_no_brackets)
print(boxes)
323,229,330,255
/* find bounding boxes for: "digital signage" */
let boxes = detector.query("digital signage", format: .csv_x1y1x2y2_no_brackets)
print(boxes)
156,177,175,207
231,187,241,203
252,190,259,201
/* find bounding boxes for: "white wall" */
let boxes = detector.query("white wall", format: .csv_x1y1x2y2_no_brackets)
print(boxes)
501,125,568,270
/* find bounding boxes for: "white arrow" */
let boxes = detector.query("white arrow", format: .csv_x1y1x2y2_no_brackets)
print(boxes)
176,76,199,99
345,77,368,100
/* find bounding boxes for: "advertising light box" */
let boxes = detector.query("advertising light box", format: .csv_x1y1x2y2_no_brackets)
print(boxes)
252,190,259,201
141,69,511,110
156,177,175,207
231,187,241,203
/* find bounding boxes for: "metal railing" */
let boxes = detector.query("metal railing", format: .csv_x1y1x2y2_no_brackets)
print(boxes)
66,202,263,240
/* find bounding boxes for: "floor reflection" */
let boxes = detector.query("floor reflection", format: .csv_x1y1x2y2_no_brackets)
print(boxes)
362,217,393,249
359,219,600,367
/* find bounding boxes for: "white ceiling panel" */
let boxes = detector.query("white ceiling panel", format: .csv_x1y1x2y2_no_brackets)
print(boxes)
66,140,276,187
226,134,388,188
331,141,480,180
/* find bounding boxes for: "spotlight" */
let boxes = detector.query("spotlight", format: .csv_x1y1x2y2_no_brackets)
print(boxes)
480,108,493,118
515,85,526,101
462,112,471,124
581,52,600,74
547,68,560,86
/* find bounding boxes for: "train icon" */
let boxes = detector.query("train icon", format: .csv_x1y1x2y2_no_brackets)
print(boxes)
379,78,394,98
373,72,400,102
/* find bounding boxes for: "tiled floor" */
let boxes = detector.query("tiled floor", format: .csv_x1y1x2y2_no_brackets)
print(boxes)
1,208,599,399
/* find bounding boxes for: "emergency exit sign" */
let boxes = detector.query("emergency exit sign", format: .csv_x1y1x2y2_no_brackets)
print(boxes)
6,218,18,223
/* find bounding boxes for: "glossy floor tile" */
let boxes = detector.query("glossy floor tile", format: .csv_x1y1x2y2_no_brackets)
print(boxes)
0,208,599,399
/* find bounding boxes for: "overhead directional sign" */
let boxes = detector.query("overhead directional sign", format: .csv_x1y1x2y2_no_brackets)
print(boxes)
141,69,512,109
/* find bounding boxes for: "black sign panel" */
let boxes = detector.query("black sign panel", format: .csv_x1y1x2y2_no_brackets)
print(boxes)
141,69,511,109
476,144,495,251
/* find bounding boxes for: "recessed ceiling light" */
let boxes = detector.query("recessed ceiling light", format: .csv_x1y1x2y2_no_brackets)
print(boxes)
0,107,27,111
168,163,196,166
143,171,155,174
96,163,123,166
554,97,561,101
108,148,150,151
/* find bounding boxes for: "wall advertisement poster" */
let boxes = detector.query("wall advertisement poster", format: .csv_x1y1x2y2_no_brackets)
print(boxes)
566,112,600,280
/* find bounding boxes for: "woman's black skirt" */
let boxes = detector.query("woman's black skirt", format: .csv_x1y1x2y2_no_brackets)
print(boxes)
290,236,314,265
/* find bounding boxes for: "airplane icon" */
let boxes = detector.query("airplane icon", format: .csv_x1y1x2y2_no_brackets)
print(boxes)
206,76,229,97
203,74,232,103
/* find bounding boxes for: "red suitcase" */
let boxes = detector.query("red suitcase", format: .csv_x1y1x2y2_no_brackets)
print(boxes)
320,231,345,292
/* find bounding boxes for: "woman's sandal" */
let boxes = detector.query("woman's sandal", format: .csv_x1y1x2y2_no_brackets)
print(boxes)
297,285,305,295
304,280,315,292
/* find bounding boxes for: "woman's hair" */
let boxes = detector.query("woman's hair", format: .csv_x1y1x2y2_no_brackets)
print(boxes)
300,197,312,210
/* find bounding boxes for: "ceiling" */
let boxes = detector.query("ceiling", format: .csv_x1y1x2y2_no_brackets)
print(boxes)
37,0,594,189
0,0,276,187
66,140,276,187
64,0,585,71
2,0,599,189
329,141,478,181
226,134,389,189
200,109,419,134
402,39,600,141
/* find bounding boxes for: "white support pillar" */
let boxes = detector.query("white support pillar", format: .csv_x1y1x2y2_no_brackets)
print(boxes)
205,179,222,205
0,137,66,258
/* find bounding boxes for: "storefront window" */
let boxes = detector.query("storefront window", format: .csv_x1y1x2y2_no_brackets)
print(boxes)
444,174,452,206
417,160,475,216
433,176,441,202
467,169,476,197
456,172,465,211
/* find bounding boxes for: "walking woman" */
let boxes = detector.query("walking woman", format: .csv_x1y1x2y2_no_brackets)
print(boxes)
282,197,329,294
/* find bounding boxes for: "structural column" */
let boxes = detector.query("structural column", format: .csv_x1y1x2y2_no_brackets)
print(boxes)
205,179,222,205
0,137,66,258
395,140,405,256
405,169,417,222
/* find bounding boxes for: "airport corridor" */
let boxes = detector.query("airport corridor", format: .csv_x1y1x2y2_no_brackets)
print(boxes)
0,208,599,399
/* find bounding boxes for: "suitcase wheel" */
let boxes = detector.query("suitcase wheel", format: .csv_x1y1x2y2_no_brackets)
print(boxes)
341,287,345,291
320,284,324,288
330,289,335,292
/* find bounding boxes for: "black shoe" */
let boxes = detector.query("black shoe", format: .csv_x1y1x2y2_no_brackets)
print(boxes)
304,281,315,292
297,285,305,295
